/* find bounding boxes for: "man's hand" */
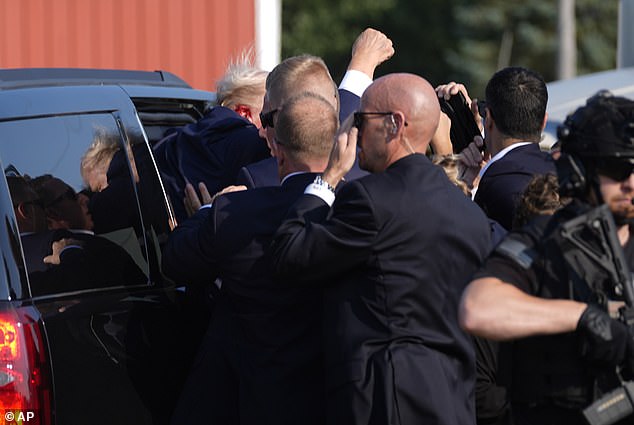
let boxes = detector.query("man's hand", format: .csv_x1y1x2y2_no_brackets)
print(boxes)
184,182,212,217
347,28,394,79
183,182,247,217
435,81,472,103
322,127,359,188
457,136,486,189
435,82,483,131
43,238,81,265
577,304,629,369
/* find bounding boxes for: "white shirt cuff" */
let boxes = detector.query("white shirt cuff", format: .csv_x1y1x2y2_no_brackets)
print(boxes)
304,183,336,207
339,70,373,98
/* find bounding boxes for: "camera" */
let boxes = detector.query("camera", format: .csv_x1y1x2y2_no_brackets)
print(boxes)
438,91,482,154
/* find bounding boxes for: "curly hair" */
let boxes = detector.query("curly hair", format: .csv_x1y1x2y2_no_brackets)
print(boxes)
513,174,570,229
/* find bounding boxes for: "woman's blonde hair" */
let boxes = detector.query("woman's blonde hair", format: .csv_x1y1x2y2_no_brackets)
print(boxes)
432,154,470,196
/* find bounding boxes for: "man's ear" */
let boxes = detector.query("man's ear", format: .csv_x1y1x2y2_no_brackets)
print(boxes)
234,104,253,123
16,203,30,220
275,145,286,167
541,112,548,132
485,110,495,133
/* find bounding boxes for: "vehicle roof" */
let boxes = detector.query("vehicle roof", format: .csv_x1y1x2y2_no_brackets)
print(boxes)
0,67,192,89
543,67,634,148
0,68,216,113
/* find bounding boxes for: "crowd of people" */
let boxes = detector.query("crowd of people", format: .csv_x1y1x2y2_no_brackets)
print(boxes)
140,27,634,425
3,23,632,425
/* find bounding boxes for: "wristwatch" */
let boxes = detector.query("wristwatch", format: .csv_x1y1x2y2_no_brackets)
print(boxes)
314,175,336,194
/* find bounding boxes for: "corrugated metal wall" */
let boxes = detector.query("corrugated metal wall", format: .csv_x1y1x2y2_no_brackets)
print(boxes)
0,0,256,90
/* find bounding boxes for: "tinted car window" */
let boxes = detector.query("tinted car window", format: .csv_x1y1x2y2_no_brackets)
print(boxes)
0,113,150,295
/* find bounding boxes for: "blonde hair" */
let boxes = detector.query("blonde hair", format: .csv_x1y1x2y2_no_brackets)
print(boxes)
265,54,338,111
215,49,268,110
432,154,470,196
80,130,120,185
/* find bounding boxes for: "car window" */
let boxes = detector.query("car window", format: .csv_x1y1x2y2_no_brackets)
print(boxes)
0,113,150,296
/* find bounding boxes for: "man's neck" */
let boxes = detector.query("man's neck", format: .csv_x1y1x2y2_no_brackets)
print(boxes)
488,134,536,158
278,159,328,183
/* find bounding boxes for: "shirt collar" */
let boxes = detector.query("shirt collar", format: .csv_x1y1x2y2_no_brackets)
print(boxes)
281,171,309,185
478,141,533,179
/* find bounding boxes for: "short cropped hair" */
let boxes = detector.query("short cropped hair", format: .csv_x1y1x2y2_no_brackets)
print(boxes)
216,51,268,110
485,67,548,141
265,55,339,111
275,92,338,164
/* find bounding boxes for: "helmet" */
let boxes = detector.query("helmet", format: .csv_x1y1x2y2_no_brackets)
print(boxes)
558,90,634,159
556,90,634,199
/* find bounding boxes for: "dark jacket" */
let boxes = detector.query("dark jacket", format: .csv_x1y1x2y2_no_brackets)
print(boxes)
153,106,270,221
163,173,327,425
270,154,491,425
475,143,556,230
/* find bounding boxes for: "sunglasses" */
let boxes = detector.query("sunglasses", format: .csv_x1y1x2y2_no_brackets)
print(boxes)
596,160,634,182
353,112,408,132
259,108,278,129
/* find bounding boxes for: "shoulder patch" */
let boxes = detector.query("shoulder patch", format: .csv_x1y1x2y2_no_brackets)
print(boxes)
495,238,536,269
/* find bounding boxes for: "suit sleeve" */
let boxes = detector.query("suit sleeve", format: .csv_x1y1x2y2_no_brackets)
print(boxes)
338,88,360,124
270,180,378,281
162,207,220,285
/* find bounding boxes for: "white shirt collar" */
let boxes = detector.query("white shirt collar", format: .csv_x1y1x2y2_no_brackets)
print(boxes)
281,171,309,185
478,141,533,179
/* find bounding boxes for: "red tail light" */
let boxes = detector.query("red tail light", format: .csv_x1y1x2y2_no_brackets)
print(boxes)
0,308,52,425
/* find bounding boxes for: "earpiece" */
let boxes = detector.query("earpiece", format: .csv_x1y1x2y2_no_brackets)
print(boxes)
390,115,397,134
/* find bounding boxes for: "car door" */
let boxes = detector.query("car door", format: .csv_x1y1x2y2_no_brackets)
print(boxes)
0,85,202,425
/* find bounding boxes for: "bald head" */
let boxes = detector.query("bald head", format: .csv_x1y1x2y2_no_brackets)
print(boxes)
363,73,440,151
354,73,441,173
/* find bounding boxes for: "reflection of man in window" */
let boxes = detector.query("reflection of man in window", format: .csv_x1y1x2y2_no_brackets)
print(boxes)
30,174,94,231
25,174,146,294
7,175,56,273
7,175,48,234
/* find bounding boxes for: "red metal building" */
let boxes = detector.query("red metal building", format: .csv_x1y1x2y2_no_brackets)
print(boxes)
0,0,279,91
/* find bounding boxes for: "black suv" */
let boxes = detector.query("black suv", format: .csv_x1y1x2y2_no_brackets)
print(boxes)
0,69,214,425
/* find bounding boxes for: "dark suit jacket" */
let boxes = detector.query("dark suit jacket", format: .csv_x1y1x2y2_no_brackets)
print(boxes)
25,229,146,296
153,106,270,221
236,156,369,189
235,156,280,189
270,154,491,425
163,173,327,425
474,143,556,230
